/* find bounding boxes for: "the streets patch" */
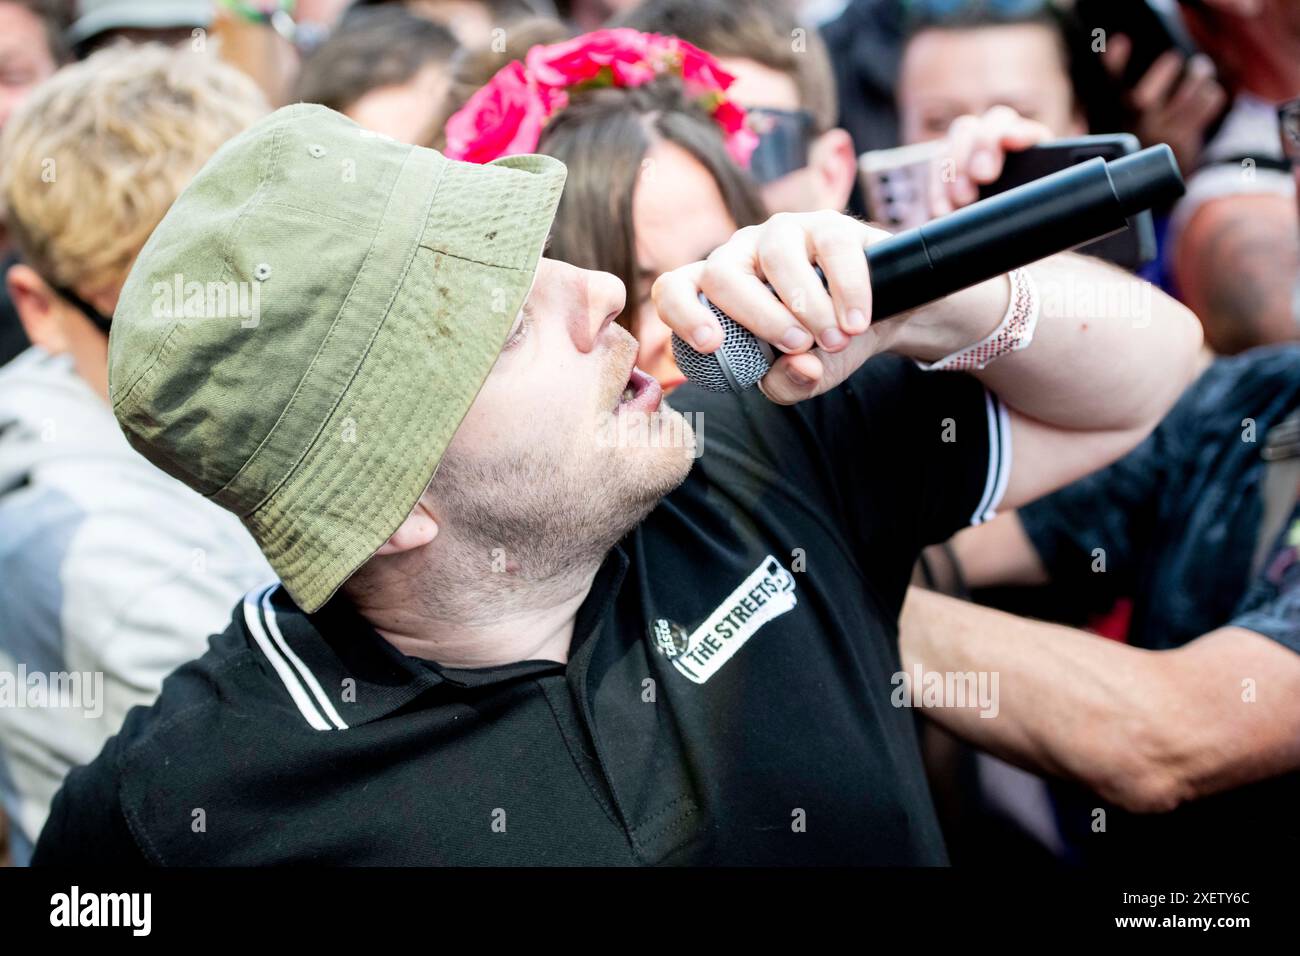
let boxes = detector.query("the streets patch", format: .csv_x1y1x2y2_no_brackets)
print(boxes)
657,555,797,684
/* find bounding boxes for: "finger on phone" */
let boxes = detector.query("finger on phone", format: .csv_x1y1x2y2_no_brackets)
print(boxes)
928,154,955,217
944,114,981,206
1167,54,1225,125
1100,32,1131,79
967,106,1023,184
1131,50,1184,111
1000,117,1053,152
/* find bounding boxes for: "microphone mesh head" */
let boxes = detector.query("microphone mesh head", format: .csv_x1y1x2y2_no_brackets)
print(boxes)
671,296,774,393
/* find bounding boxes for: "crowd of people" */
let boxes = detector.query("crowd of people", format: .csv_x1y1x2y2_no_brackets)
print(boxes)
0,0,1297,868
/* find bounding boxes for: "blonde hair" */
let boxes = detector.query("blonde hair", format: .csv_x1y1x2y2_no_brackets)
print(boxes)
0,43,268,293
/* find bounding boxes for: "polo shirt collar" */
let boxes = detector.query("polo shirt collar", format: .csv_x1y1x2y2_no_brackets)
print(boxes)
247,545,631,728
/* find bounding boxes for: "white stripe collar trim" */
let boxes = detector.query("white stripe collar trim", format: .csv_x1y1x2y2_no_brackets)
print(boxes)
242,583,349,731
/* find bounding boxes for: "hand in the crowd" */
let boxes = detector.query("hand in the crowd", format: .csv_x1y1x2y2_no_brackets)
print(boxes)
928,106,1054,216
1101,35,1227,173
652,211,896,404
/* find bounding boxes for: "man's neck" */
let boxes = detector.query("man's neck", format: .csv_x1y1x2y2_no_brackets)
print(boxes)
349,561,600,669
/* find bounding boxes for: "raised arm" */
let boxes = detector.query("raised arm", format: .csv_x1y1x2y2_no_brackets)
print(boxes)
654,209,1202,510
892,250,1202,509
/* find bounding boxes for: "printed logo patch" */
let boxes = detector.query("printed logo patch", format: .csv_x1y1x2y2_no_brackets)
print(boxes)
649,618,690,658
666,555,797,684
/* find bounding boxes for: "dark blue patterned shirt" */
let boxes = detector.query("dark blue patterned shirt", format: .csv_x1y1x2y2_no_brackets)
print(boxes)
1015,343,1300,862
1020,344,1300,655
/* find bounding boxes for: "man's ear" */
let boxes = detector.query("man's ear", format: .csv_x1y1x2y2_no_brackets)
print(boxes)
808,128,859,213
376,498,440,556
6,262,68,354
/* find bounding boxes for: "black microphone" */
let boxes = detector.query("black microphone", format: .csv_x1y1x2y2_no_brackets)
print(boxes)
671,144,1185,393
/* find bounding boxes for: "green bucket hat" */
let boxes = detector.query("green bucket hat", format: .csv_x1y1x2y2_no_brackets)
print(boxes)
109,103,566,612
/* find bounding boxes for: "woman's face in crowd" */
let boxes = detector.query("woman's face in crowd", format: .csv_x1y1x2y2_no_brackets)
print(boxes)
630,139,742,391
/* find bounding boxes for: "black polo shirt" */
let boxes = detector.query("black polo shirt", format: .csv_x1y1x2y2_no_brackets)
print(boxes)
33,354,1009,866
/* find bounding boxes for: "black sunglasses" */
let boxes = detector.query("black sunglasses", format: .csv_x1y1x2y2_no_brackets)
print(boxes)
746,107,818,185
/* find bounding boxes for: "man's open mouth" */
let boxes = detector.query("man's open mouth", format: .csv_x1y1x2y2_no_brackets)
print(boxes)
616,366,663,414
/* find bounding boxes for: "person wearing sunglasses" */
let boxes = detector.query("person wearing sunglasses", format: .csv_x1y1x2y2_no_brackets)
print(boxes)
618,0,860,215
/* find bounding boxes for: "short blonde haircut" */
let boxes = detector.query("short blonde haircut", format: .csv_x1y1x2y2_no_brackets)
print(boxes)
0,43,268,293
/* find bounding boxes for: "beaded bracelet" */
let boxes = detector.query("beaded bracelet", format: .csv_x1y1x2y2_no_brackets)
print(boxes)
915,268,1040,372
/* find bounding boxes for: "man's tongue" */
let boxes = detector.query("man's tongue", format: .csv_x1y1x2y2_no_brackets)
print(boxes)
618,368,643,407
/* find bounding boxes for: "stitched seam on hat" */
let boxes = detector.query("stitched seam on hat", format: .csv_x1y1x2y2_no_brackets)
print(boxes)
228,148,443,517
422,251,535,273
277,237,530,609
112,318,181,417
417,169,563,268
252,162,557,604
263,200,362,228
222,113,289,289
239,150,441,514
114,112,311,415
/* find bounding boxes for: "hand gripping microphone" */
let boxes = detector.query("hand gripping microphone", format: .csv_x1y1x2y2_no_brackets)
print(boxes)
671,144,1185,393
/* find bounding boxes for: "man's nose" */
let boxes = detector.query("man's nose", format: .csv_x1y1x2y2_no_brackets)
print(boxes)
569,268,626,353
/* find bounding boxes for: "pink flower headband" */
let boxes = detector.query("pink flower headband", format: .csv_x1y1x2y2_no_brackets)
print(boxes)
444,28,760,168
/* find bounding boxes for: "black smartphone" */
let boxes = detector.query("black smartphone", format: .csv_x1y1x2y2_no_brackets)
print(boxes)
1075,0,1202,89
978,134,1157,270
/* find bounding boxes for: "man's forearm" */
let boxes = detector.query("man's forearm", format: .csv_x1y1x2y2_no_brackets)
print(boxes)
899,588,1300,812
899,587,1176,811
891,253,1203,432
